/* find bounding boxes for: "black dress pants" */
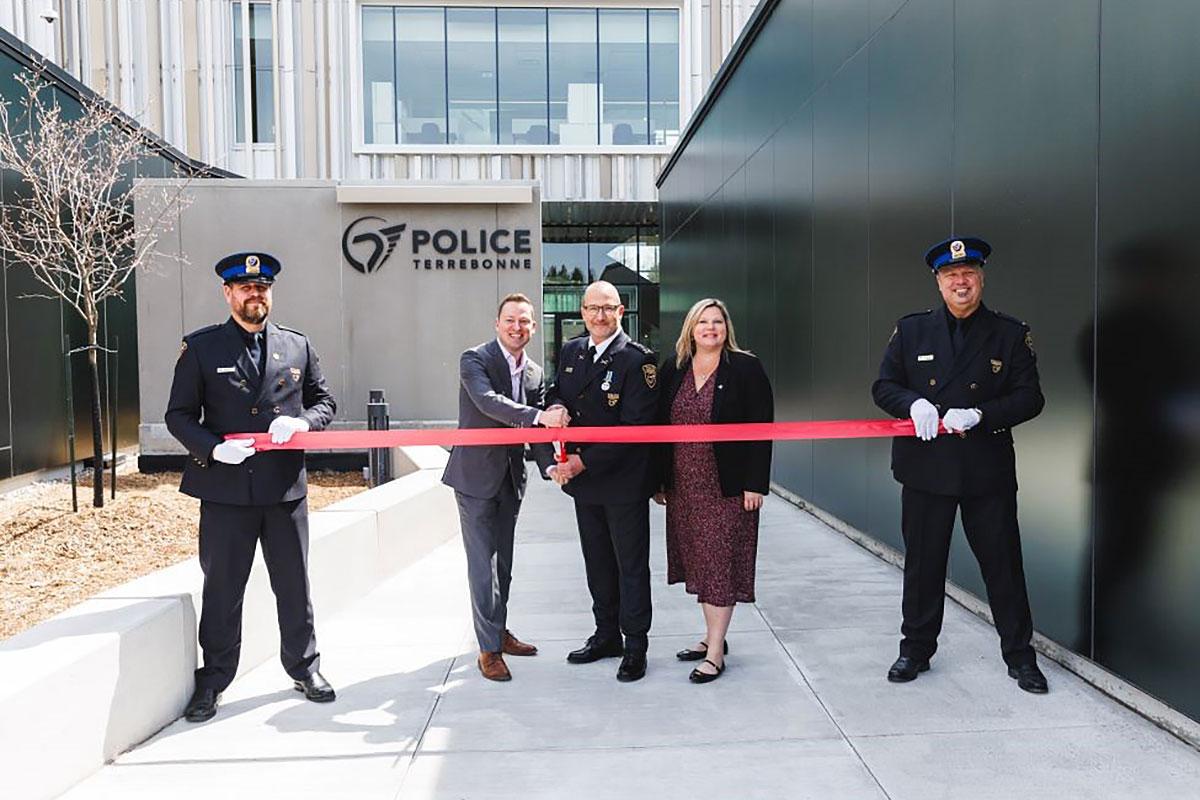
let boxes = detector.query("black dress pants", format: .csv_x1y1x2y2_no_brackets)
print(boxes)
195,498,319,691
899,486,1036,668
573,499,652,653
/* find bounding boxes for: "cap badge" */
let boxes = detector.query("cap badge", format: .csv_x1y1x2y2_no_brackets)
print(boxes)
949,240,965,260
245,255,261,275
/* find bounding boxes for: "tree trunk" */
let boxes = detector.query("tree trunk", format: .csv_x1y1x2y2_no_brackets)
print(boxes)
87,323,104,508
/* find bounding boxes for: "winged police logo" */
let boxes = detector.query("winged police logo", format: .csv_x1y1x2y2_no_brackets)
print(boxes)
642,364,657,389
950,240,965,260
607,392,620,407
245,254,261,274
342,216,408,274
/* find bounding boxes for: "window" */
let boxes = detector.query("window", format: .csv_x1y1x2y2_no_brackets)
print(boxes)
499,9,548,145
232,1,275,144
599,10,649,145
362,7,679,147
447,8,498,145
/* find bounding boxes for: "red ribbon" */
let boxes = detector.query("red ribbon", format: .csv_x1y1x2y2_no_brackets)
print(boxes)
230,419,923,451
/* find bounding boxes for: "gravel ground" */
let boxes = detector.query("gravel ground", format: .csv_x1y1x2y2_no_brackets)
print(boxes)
0,469,367,641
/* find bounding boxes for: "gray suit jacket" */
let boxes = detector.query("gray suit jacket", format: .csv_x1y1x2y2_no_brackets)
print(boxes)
441,339,549,500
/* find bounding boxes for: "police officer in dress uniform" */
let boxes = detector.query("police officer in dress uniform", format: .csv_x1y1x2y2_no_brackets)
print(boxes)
871,237,1049,694
166,252,338,722
536,280,659,682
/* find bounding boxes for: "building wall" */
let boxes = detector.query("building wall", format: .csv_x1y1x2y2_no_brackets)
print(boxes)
7,0,759,200
135,179,543,456
0,26,204,481
657,0,1200,723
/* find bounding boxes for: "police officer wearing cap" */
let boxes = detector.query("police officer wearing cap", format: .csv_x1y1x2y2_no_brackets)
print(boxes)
166,251,338,722
872,237,1048,694
535,280,659,682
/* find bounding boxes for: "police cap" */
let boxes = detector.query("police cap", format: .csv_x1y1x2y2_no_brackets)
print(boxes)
215,252,281,284
924,237,991,272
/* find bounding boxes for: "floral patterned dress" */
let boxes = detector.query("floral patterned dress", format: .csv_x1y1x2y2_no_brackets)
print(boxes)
665,366,760,606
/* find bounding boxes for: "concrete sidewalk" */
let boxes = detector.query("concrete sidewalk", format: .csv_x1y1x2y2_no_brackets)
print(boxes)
65,478,1200,799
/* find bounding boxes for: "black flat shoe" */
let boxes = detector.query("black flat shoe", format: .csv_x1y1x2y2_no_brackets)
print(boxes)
676,640,730,661
184,687,219,722
887,656,930,683
567,636,624,664
688,658,725,684
1008,663,1049,694
294,671,336,702
616,651,647,682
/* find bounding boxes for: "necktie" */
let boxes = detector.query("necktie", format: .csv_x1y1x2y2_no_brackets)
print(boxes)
952,319,965,356
586,344,597,363
247,332,263,376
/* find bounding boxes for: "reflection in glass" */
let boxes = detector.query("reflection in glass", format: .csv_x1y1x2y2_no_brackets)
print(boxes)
600,10,649,144
649,10,680,145
499,9,549,145
362,7,395,144
549,9,598,145
448,8,498,144
396,8,446,144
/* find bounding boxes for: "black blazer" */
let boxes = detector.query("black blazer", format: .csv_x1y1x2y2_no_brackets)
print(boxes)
657,350,774,497
871,303,1044,496
165,318,337,506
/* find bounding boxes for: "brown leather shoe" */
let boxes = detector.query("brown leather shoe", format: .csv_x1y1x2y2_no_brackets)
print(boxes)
502,629,538,657
478,651,512,682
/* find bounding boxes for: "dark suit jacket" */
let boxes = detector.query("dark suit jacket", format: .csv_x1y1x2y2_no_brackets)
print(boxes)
165,318,336,506
538,330,659,504
441,339,548,500
871,303,1044,496
657,350,774,497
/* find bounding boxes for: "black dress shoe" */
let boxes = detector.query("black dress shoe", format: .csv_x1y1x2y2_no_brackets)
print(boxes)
688,658,726,684
1008,663,1049,694
294,671,336,702
566,636,624,664
676,640,730,662
184,687,219,722
887,656,930,683
616,651,647,682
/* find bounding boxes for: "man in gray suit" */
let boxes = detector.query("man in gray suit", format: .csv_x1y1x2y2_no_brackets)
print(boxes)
442,293,567,681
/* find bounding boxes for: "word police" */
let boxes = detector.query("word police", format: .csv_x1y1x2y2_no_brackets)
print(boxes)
413,228,533,271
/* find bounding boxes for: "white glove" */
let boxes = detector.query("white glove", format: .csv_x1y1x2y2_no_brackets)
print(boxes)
943,407,982,434
910,398,940,441
212,438,256,465
268,415,310,444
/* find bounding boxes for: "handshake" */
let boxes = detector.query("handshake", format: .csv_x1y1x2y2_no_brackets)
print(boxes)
538,403,585,486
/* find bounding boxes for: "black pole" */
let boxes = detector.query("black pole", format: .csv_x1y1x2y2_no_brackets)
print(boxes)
111,336,118,500
64,334,77,513
366,390,391,487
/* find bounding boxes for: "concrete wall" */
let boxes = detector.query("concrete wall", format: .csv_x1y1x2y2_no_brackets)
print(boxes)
0,445,457,800
135,179,542,456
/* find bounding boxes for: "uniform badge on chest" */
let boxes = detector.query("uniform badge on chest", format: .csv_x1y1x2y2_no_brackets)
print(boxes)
990,359,1002,374
600,369,614,392
290,367,302,382
607,392,620,407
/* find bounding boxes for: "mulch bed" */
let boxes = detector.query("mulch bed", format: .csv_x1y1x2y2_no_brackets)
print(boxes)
0,469,367,641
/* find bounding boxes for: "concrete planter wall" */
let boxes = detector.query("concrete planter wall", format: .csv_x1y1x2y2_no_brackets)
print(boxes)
0,446,455,800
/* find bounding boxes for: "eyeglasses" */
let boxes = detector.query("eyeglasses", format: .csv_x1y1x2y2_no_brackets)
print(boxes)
582,304,620,316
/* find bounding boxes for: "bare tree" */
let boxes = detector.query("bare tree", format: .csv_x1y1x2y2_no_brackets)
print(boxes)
0,64,192,508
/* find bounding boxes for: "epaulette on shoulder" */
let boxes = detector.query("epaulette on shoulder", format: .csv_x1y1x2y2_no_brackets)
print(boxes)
899,309,934,322
184,323,222,340
627,340,653,355
274,323,306,336
991,310,1028,328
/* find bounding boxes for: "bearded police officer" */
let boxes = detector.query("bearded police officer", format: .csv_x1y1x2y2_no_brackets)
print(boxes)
166,252,338,722
537,280,659,682
872,237,1049,694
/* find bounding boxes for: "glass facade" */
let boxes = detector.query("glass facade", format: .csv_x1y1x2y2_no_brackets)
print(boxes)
231,1,275,144
542,225,660,376
362,6,680,146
